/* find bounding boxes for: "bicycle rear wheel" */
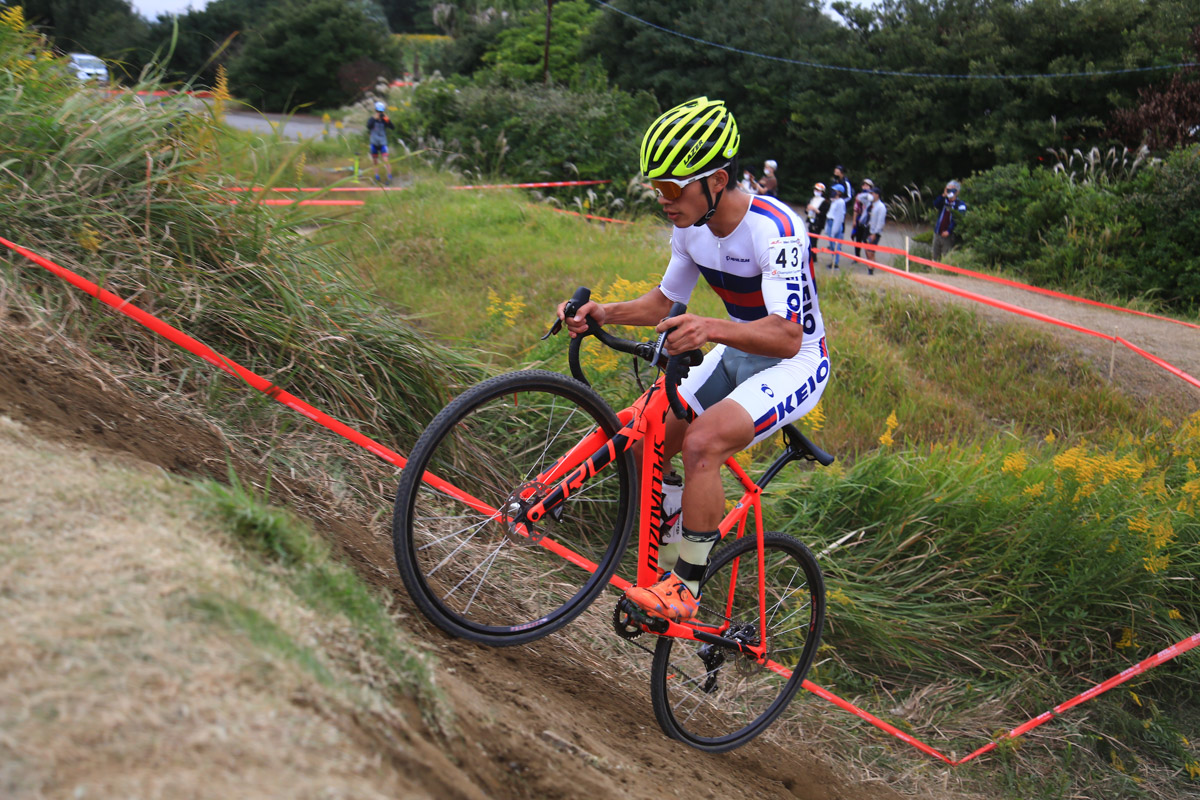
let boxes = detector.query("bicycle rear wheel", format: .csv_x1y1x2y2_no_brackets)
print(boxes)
393,370,635,646
650,531,824,751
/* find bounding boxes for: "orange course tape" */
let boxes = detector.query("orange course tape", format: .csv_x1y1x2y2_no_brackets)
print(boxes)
3,234,1197,765
811,235,1200,391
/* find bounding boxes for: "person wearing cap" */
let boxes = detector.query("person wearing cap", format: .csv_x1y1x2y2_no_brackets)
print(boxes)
932,180,968,262
852,179,875,258
864,185,888,275
366,100,394,185
753,159,778,197
558,98,830,624
823,184,847,270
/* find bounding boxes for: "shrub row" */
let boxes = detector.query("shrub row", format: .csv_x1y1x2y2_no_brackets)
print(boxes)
961,147,1200,314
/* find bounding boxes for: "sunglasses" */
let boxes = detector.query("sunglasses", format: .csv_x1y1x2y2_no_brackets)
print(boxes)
649,165,724,200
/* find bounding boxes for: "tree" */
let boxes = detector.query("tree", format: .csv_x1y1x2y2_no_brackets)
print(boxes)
227,0,398,111
1107,26,1200,151
19,0,148,59
481,0,597,85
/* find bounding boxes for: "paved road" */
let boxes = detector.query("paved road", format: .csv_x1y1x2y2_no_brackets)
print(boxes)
224,109,340,141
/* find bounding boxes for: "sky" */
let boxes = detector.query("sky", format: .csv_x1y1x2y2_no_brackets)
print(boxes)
131,0,210,19
130,0,878,21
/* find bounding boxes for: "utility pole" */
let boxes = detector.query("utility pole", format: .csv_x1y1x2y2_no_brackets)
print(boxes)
543,0,554,85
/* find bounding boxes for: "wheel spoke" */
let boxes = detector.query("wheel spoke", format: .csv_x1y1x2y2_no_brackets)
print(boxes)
650,532,824,750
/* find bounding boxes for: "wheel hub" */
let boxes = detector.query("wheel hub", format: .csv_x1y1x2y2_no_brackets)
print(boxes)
499,480,547,545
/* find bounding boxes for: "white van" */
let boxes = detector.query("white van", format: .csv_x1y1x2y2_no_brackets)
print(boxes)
68,53,108,84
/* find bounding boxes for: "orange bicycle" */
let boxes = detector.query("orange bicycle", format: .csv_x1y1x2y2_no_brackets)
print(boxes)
393,287,831,750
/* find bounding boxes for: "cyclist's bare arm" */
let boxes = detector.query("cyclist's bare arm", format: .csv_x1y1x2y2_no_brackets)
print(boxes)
655,312,803,359
558,286,804,359
557,286,674,336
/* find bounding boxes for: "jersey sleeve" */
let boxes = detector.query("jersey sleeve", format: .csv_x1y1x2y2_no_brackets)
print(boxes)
657,230,700,303
760,233,818,336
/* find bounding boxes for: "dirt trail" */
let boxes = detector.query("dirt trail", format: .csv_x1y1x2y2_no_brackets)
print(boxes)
822,229,1200,415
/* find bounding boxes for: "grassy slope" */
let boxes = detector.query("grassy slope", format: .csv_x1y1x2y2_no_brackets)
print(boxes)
0,416,455,798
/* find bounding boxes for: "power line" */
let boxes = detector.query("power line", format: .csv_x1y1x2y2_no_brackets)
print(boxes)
593,0,1197,81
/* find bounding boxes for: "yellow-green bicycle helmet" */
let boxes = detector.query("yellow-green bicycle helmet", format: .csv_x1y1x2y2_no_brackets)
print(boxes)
640,97,740,180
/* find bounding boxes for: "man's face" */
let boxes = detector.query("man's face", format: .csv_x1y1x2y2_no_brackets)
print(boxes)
834,168,844,179
658,174,716,228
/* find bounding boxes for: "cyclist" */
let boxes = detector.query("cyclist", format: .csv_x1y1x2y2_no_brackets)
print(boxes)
558,97,830,623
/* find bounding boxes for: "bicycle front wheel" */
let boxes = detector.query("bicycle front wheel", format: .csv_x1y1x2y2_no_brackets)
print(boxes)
650,532,825,751
393,370,635,646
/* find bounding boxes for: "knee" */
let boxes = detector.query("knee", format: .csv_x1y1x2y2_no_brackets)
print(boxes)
679,426,734,472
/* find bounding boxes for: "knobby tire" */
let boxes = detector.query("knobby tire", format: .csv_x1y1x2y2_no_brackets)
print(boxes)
393,370,635,646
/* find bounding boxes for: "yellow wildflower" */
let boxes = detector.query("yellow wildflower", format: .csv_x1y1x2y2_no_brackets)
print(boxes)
803,400,825,432
879,410,898,448
1115,628,1136,649
1169,609,1183,620
1143,554,1169,574
829,587,855,607
75,225,102,253
502,294,525,327
1023,481,1045,498
1148,518,1175,550
1128,511,1151,533
1043,431,1057,444
1187,761,1200,780
1,5,25,31
1183,477,1200,501
1002,450,1028,475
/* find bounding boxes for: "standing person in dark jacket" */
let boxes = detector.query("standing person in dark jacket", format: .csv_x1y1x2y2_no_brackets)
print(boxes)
366,101,394,185
852,178,875,258
831,165,852,203
932,180,967,262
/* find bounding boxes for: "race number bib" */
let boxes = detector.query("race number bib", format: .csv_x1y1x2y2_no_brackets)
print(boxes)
764,236,816,335
768,236,805,278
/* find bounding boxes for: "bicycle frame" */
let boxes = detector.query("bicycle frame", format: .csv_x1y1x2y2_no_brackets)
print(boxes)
513,371,783,672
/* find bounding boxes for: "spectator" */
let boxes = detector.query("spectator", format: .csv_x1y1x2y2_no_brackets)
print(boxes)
753,159,779,196
805,182,825,227
366,101,394,185
806,182,829,264
823,185,846,270
831,164,852,202
932,180,968,262
739,169,755,193
852,178,875,258
864,185,887,275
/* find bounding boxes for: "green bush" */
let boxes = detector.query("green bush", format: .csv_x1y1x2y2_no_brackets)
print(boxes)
961,147,1200,314
391,74,657,183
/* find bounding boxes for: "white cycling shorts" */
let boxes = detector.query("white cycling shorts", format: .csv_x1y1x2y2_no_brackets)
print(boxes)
679,340,830,447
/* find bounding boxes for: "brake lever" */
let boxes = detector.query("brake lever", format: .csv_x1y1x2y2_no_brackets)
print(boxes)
650,301,689,367
542,286,593,340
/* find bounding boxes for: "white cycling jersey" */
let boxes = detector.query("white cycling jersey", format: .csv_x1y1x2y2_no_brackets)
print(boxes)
658,195,831,444
660,195,827,351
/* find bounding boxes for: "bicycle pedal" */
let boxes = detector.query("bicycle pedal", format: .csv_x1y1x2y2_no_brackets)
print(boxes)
612,596,668,639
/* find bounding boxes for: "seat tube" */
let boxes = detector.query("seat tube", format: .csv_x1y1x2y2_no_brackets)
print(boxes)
637,420,670,588
755,496,768,645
